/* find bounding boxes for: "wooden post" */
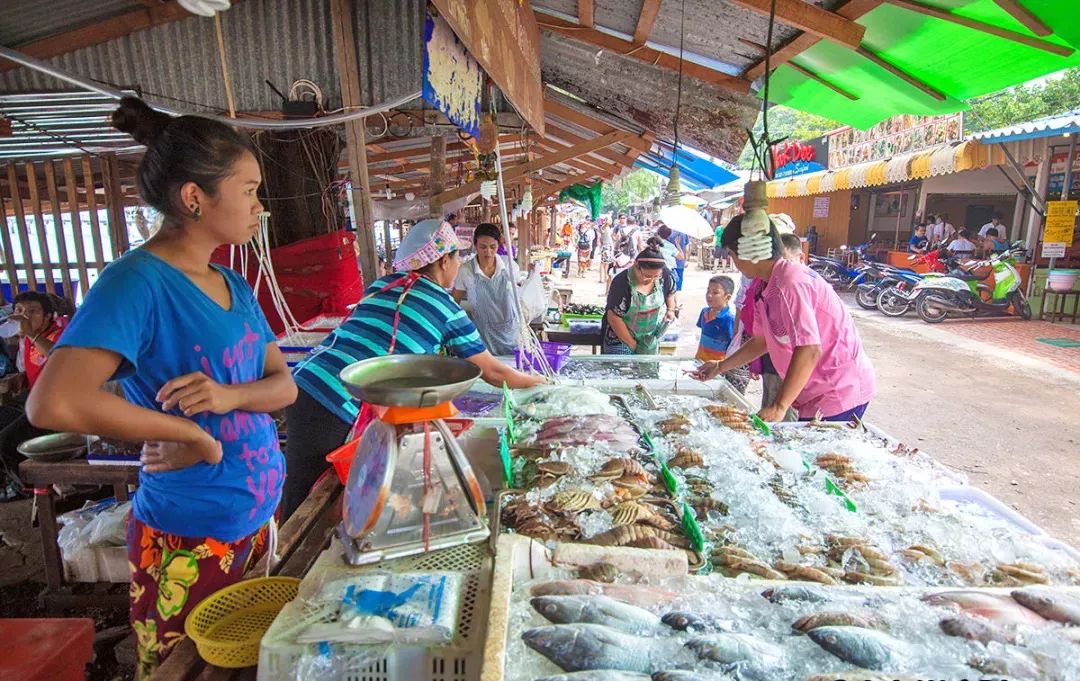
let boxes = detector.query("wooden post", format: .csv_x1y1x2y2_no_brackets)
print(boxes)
331,0,378,286
101,154,129,259
42,160,74,301
429,135,447,219
382,219,392,273
61,159,92,296
81,156,106,271
7,162,37,291
517,137,532,270
25,161,56,292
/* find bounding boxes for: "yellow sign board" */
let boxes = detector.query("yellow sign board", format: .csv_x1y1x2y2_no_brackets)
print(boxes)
1044,200,1078,244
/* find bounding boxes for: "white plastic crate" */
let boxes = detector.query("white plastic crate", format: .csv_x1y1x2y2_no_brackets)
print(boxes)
258,542,490,681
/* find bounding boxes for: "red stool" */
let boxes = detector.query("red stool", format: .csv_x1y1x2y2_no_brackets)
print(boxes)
0,618,95,681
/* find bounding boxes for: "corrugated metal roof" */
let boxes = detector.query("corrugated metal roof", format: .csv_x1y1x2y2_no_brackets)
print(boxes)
0,0,423,111
532,0,808,74
0,91,140,159
972,109,1080,143
0,0,140,47
540,32,758,162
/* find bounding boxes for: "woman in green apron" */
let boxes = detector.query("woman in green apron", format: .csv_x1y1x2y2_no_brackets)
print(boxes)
453,223,522,356
601,248,678,354
283,219,544,519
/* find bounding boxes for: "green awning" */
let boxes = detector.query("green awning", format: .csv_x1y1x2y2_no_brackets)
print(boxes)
768,0,1080,129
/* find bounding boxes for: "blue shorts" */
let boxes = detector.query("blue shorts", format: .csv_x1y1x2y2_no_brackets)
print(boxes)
800,402,869,423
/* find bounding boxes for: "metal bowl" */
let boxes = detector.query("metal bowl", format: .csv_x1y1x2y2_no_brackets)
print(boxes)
338,355,483,408
18,433,99,463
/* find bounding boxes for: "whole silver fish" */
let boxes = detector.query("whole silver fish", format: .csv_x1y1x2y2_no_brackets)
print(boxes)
523,623,688,674
806,626,910,671
939,614,1016,644
684,633,783,681
535,673,651,681
1011,587,1080,625
532,595,661,634
760,585,830,603
652,671,735,681
661,611,728,633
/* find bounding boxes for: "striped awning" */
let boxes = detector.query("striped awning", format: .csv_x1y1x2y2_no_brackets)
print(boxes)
767,139,1002,198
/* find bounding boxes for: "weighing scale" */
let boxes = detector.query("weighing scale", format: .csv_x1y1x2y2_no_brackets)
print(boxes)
335,355,490,566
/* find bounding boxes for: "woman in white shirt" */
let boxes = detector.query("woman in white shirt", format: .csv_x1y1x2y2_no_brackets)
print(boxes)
453,223,522,355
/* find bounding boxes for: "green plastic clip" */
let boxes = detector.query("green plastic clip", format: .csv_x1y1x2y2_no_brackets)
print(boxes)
498,428,513,487
751,414,772,437
654,452,679,495
824,476,857,513
681,502,706,553
501,383,518,443
641,430,657,452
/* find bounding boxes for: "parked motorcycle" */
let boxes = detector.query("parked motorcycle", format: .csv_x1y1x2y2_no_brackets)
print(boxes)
808,234,877,288
913,246,1031,323
873,250,953,318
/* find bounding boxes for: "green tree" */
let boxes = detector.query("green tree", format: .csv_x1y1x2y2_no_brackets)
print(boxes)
600,169,664,213
967,67,1080,132
736,106,840,170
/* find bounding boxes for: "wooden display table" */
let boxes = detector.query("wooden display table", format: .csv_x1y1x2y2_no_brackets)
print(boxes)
18,459,141,613
544,327,602,354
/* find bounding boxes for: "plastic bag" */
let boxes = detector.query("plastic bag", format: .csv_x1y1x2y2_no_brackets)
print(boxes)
296,572,463,646
86,502,130,547
519,268,547,323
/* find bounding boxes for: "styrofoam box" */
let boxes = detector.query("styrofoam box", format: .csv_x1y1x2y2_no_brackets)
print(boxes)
258,542,491,681
63,545,129,583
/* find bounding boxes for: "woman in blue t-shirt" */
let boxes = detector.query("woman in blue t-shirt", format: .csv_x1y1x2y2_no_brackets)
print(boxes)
27,98,297,677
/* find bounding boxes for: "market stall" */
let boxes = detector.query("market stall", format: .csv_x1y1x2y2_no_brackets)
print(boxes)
213,359,1080,681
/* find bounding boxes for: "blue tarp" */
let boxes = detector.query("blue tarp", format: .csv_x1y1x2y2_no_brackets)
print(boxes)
634,145,739,192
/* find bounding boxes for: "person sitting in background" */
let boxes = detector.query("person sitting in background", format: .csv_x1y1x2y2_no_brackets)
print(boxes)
947,229,977,257
929,213,956,247
0,291,67,500
696,276,735,362
979,212,1008,241
908,224,929,254
984,227,1009,254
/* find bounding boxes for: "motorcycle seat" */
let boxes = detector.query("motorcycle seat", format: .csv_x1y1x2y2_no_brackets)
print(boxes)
949,270,984,281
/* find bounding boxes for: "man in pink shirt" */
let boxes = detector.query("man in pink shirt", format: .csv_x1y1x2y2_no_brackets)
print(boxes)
692,215,876,421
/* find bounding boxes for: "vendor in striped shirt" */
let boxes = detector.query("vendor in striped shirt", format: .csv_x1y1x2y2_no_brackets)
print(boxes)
282,219,544,519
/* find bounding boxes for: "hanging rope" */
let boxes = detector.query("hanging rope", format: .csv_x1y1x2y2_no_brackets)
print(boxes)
748,0,782,181
491,98,554,380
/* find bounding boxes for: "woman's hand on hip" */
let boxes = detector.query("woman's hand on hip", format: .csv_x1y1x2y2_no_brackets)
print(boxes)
158,372,237,417
141,428,223,472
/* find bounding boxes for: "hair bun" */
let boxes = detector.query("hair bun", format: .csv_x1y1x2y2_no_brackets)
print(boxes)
112,97,173,146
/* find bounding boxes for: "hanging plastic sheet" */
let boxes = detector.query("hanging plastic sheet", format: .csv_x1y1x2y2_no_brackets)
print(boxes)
558,182,604,220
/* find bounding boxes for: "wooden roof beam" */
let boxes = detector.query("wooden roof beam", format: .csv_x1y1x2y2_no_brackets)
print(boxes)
856,46,946,101
578,0,594,28
543,97,654,153
536,15,751,94
785,61,860,100
535,141,621,178
744,0,883,80
992,0,1052,37
543,121,642,167
887,0,1071,56
0,1,218,73
728,0,865,49
633,0,662,44
433,130,634,205
365,135,522,163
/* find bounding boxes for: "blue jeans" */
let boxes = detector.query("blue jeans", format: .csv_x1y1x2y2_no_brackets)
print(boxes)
800,402,869,423
673,266,685,291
